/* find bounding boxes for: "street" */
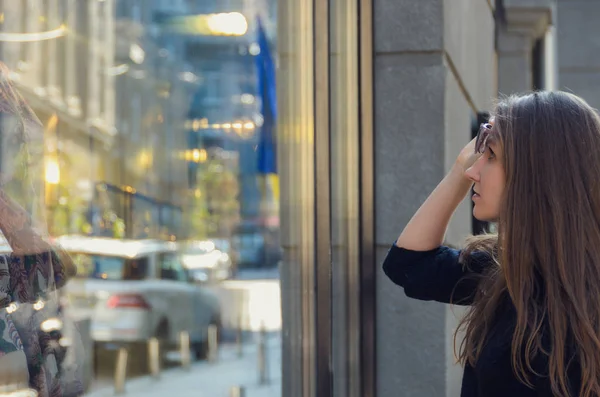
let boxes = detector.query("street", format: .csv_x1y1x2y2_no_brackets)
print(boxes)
85,334,281,397
84,272,282,397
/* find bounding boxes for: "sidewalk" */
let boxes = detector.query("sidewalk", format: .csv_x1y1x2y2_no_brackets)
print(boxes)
85,335,281,397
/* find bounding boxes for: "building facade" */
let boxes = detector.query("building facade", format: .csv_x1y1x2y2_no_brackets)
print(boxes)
0,0,193,240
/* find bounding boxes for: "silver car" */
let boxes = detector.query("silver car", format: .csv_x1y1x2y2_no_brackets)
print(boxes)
58,236,222,368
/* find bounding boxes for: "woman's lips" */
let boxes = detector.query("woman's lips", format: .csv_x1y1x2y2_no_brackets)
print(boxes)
472,192,480,200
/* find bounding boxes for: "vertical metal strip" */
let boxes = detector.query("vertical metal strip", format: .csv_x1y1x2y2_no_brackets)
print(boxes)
314,0,332,396
277,0,316,394
358,0,376,395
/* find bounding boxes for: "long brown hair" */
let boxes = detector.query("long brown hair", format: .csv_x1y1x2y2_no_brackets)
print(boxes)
455,91,600,397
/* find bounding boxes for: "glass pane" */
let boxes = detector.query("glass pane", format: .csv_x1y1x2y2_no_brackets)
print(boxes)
0,1,287,395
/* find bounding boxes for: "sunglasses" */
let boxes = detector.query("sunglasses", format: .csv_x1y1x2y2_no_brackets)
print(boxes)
475,123,493,154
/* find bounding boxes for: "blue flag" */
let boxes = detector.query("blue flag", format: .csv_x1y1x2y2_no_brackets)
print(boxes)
255,17,277,175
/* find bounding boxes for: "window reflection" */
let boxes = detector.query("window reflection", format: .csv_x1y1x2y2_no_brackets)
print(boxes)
0,0,283,395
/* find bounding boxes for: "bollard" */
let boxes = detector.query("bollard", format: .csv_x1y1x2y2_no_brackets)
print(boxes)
114,348,128,394
257,324,269,385
236,314,243,358
207,324,219,362
148,337,161,379
180,331,191,370
229,385,246,397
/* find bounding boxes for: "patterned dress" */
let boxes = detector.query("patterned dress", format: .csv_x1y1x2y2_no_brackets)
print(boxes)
0,250,81,397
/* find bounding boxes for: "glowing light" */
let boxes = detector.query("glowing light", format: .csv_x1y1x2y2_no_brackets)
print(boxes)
45,159,60,185
167,13,248,37
33,299,45,311
184,149,208,163
0,25,66,42
192,149,201,162
138,151,152,168
249,43,261,56
179,71,198,83
107,64,129,76
206,12,248,36
240,94,255,104
41,317,63,332
129,43,145,64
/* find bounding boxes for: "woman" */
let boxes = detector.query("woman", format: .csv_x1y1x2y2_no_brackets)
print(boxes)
0,63,77,396
383,91,600,397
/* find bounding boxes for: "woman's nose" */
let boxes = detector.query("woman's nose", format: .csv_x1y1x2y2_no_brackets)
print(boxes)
464,160,480,183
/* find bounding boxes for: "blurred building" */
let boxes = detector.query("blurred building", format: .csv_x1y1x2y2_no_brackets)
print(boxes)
150,1,279,258
0,0,194,239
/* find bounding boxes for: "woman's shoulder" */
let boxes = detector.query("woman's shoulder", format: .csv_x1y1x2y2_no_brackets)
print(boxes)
382,243,494,305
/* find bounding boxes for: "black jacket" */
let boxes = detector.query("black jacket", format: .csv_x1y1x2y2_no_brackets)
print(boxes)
382,244,580,397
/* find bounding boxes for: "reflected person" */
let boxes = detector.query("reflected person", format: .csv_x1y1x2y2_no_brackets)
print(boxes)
0,63,77,396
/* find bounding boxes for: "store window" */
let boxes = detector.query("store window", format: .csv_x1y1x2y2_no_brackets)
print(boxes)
0,0,288,395
0,0,377,396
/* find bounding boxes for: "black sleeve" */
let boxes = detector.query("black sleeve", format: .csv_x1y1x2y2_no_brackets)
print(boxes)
382,243,490,305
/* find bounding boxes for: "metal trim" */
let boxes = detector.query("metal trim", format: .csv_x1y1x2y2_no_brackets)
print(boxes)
313,1,332,396
358,0,376,395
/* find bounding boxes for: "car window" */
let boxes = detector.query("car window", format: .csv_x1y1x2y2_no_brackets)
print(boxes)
71,253,149,281
159,253,189,282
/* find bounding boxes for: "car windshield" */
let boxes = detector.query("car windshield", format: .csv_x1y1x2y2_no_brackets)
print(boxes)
71,253,149,281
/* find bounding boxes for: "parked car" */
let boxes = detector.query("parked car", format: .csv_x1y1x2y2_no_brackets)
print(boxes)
56,236,222,369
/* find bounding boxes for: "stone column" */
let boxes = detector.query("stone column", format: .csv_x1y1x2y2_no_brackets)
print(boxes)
556,0,600,108
497,0,553,95
374,1,495,396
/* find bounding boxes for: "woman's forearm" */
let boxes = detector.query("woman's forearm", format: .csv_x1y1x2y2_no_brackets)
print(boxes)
396,164,473,251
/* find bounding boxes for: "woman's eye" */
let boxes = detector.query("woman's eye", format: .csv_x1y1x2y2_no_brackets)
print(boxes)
487,148,496,160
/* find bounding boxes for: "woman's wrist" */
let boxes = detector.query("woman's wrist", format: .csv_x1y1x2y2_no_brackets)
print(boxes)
446,163,474,201
449,162,473,185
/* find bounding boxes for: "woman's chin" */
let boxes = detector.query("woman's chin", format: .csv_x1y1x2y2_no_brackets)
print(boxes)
472,208,495,223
